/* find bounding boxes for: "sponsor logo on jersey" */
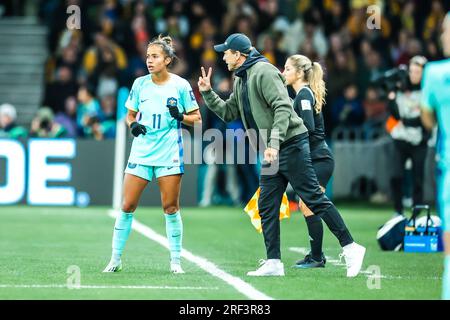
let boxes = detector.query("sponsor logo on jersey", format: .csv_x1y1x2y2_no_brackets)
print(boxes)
189,90,196,101
127,162,137,169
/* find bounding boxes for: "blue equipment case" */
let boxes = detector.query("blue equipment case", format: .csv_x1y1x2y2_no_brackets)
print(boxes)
404,205,443,253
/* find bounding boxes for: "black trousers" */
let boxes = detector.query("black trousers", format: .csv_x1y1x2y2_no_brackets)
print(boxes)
390,140,428,214
311,148,335,187
258,135,353,259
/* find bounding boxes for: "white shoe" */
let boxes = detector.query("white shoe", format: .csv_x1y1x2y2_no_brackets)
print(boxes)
103,259,122,273
247,259,285,276
170,263,185,274
340,243,366,277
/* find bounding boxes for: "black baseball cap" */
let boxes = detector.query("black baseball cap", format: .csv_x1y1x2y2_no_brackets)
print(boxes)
214,33,252,54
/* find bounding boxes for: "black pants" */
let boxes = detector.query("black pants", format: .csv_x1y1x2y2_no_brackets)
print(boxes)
258,135,353,259
390,140,427,214
311,148,335,187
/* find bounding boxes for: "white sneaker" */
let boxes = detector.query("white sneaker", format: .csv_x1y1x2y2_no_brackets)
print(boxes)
247,259,285,276
340,243,366,277
103,259,122,273
170,263,185,274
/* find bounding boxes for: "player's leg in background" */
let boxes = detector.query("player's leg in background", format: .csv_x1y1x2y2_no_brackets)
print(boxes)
390,141,408,215
410,144,427,207
296,156,334,266
104,172,149,272
444,232,450,300
438,165,450,299
296,197,324,267
157,173,184,273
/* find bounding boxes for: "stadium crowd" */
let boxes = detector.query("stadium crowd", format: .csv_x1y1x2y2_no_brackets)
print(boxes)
0,0,447,137
0,0,448,205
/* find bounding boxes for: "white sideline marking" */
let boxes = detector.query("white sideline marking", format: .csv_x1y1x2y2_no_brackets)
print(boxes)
0,284,219,290
108,210,273,300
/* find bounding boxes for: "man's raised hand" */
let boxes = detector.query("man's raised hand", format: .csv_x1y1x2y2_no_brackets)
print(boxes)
198,66,212,92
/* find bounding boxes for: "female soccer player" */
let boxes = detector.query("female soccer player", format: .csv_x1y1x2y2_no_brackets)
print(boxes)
283,54,345,268
103,35,201,274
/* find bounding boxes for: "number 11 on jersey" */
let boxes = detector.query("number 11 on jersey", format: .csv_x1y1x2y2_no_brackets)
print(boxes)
152,114,161,129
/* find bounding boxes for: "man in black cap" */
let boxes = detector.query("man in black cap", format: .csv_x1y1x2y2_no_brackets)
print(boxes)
198,33,366,277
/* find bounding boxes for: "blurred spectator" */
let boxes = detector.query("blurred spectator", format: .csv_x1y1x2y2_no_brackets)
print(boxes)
33,0,448,149
259,34,286,67
54,96,78,138
189,17,218,70
222,0,257,38
76,84,104,137
0,103,27,138
170,38,189,78
423,0,446,41
425,39,444,61
331,83,365,128
30,107,67,138
323,0,348,36
396,37,423,66
356,44,387,95
82,32,127,81
199,77,241,206
43,65,79,114
155,1,190,39
93,45,120,98
401,1,416,35
98,95,117,139
362,86,388,139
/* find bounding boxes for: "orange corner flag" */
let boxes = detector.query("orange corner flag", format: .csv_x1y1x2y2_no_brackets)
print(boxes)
243,187,290,233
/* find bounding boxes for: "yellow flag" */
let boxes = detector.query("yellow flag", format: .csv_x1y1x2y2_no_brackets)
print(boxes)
243,187,290,233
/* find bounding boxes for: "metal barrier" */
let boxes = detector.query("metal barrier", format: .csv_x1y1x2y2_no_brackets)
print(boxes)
331,127,436,203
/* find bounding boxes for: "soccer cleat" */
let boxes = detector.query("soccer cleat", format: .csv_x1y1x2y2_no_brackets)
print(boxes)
170,263,185,274
340,243,366,277
293,254,326,269
103,259,122,273
247,259,285,276
295,252,327,266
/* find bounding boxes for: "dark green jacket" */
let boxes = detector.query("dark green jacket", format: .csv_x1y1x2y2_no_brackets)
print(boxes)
0,124,27,139
201,56,307,150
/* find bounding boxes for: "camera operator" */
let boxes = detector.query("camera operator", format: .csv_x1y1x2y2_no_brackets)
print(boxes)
384,56,429,216
30,107,67,138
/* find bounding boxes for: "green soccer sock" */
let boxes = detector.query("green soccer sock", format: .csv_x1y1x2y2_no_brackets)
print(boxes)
111,211,133,262
165,211,183,264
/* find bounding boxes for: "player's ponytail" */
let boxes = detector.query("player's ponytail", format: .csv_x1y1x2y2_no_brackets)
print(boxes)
308,62,326,114
148,34,177,67
288,54,327,113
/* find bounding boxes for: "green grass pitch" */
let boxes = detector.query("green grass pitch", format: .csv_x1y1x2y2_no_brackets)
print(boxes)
0,204,444,300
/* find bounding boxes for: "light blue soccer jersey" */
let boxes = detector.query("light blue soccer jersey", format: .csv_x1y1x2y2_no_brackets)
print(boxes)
421,59,450,164
125,73,199,167
421,58,450,232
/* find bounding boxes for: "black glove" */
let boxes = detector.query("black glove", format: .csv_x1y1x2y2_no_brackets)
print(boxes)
130,122,147,137
168,106,184,121
166,97,184,121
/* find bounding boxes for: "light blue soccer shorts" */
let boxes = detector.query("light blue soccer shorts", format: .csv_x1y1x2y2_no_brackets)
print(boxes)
124,162,184,181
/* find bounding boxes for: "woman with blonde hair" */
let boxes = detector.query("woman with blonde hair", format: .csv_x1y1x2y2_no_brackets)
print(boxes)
283,55,360,269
